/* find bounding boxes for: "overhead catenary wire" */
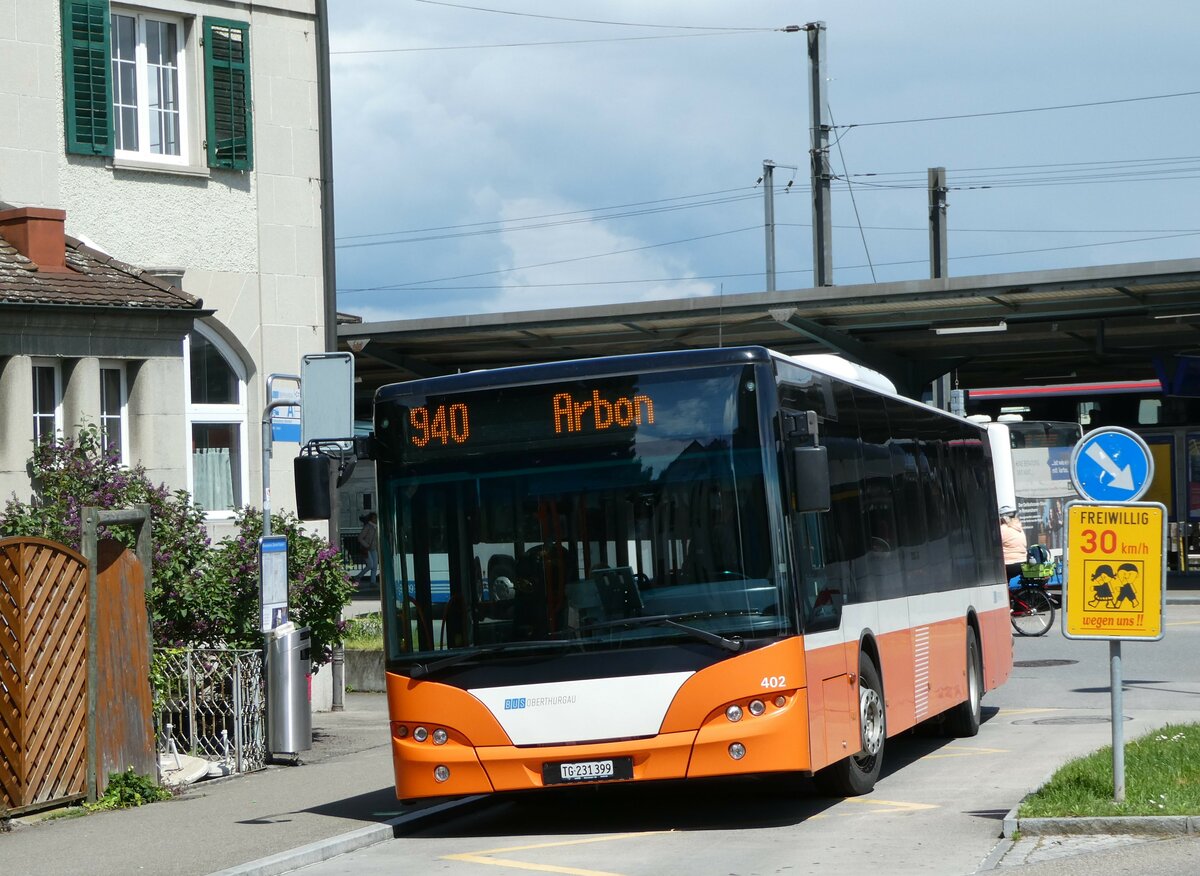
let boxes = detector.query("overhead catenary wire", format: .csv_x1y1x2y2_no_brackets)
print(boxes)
337,156,1200,247
833,90,1200,129
411,0,773,32
827,102,875,282
340,231,1200,294
346,225,762,292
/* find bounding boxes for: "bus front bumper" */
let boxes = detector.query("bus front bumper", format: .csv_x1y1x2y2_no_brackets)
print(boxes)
391,688,810,800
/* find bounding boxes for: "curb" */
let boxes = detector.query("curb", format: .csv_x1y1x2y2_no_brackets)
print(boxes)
1002,800,1200,839
1012,813,1200,837
207,795,485,876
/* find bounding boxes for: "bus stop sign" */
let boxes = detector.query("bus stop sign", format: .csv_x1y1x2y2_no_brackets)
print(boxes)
1063,501,1165,641
1069,426,1153,503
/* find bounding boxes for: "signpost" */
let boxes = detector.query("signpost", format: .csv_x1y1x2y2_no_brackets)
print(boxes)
259,535,289,633
1064,427,1166,802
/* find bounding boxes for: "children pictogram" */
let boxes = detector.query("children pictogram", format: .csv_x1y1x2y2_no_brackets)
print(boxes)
1085,560,1142,610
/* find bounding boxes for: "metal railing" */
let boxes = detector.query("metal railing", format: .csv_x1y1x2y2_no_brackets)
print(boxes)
153,649,266,775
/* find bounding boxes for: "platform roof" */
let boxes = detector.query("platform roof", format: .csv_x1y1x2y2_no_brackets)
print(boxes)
340,257,1200,400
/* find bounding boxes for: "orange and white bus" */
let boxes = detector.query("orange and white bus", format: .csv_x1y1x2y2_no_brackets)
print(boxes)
368,346,1012,800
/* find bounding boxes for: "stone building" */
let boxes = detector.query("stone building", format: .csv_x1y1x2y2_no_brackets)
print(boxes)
0,0,334,533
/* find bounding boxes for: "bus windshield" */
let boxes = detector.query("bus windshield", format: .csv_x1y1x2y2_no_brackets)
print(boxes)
375,363,791,666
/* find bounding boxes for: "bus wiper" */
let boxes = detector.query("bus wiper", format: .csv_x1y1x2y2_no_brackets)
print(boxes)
571,614,744,653
408,640,563,678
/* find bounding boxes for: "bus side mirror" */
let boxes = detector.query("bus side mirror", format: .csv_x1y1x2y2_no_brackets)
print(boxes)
295,454,331,520
792,446,830,513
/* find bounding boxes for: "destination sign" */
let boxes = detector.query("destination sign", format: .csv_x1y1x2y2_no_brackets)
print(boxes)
368,357,743,468
405,388,657,452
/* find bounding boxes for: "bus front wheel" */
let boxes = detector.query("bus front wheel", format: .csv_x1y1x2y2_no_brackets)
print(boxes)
814,654,885,797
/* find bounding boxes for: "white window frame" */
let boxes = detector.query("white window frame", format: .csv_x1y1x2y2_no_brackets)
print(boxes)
99,360,129,465
110,7,191,166
31,359,63,446
184,324,249,519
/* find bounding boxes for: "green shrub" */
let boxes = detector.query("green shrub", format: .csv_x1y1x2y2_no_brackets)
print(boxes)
343,613,384,650
205,507,355,666
87,768,171,811
0,426,212,645
0,429,354,662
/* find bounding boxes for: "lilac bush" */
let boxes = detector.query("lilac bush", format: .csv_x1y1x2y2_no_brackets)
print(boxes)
0,427,352,663
207,508,355,666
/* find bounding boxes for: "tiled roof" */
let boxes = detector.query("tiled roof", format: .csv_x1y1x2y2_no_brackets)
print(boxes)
0,234,202,310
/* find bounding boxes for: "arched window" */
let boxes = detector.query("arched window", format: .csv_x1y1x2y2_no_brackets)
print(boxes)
185,323,248,516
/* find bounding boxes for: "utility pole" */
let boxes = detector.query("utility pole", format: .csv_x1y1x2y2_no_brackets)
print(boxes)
928,167,948,279
763,160,776,292
928,167,952,411
807,22,833,287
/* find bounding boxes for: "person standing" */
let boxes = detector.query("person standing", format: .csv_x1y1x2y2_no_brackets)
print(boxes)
1000,506,1027,584
356,512,378,584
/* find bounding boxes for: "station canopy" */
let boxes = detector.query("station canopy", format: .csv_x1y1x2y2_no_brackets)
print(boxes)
340,257,1200,402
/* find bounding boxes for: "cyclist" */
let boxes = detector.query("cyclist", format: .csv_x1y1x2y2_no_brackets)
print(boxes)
999,506,1027,585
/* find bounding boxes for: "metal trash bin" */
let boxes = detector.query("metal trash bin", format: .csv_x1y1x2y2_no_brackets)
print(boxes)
266,624,313,755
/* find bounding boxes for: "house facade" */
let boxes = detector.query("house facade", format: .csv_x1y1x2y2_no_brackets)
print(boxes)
0,0,332,532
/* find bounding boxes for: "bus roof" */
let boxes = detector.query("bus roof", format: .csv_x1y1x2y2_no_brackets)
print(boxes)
375,346,774,402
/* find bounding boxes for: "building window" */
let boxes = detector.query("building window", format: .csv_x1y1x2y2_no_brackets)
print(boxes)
61,1,253,170
100,363,127,462
110,10,185,160
185,326,247,516
32,362,62,446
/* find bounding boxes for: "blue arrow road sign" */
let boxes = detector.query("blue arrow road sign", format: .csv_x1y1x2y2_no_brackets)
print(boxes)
1069,426,1154,502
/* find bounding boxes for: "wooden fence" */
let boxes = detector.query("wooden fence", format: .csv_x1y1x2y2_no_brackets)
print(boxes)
1,508,154,814
0,537,90,814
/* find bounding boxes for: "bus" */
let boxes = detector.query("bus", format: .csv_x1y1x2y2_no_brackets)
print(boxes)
1002,419,1082,555
364,346,1013,800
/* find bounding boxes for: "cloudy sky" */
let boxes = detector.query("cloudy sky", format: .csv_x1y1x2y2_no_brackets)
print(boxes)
327,1,1200,323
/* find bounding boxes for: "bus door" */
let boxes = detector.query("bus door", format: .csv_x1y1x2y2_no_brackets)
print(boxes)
782,407,856,770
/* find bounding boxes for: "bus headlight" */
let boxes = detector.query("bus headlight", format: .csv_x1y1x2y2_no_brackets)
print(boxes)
434,765,450,782
728,743,746,760
749,699,766,716
413,726,429,742
725,705,743,722
432,728,448,745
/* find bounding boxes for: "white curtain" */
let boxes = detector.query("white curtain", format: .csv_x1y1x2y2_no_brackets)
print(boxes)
193,447,235,511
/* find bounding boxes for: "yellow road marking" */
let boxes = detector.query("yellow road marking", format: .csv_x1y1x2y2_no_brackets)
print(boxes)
443,832,669,875
923,745,1008,759
1166,620,1200,627
837,797,938,813
442,855,621,875
997,707,1060,716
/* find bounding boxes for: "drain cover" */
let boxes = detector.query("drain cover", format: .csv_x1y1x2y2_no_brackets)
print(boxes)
1014,659,1078,668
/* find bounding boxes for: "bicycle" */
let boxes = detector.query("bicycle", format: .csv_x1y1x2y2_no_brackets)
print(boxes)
1010,580,1055,636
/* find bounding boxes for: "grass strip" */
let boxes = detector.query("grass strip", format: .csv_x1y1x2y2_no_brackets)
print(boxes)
1020,722,1200,817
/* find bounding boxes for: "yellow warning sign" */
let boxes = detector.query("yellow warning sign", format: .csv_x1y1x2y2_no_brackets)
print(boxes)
1064,501,1166,640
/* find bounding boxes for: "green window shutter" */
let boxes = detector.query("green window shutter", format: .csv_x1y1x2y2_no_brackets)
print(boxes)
203,17,253,171
61,0,113,156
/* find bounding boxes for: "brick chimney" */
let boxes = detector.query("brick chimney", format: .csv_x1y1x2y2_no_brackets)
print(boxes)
0,206,71,273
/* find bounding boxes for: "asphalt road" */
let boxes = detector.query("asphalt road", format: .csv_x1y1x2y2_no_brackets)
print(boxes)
289,605,1200,876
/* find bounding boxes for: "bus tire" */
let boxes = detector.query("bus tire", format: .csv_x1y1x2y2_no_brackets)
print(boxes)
814,653,885,797
945,625,982,738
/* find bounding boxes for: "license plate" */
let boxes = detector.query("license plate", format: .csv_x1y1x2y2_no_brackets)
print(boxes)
542,756,633,785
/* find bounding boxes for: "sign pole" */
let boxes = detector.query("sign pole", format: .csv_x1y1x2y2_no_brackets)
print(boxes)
1066,427,1164,806
1109,640,1124,802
